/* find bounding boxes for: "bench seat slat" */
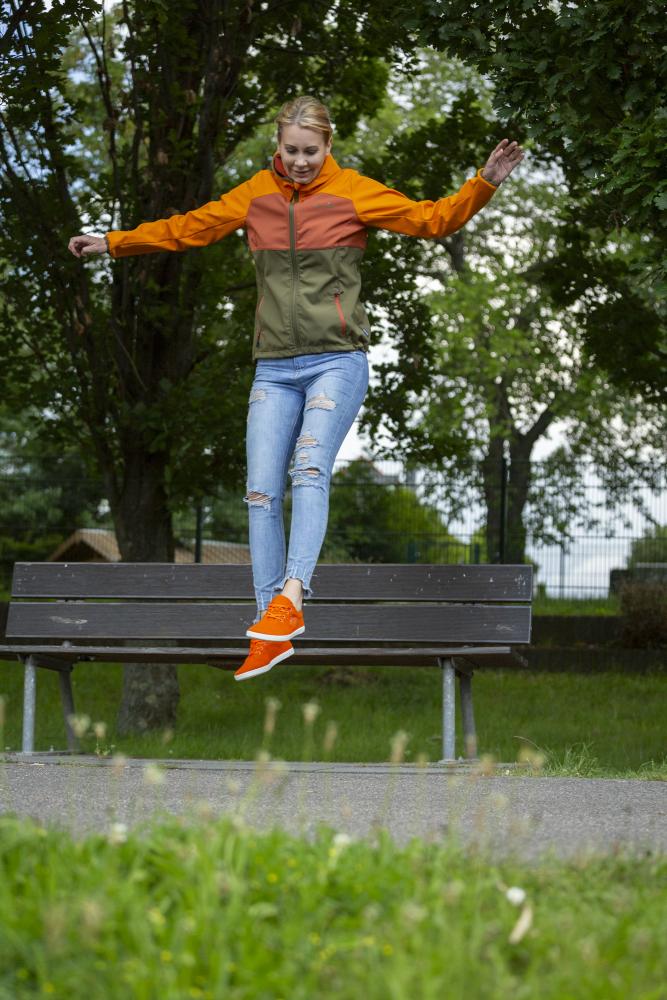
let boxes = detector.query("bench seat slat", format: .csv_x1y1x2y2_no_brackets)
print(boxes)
6,602,531,644
12,562,533,602
0,644,523,669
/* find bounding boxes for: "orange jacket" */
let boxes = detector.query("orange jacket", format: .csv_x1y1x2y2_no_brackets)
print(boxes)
106,154,497,358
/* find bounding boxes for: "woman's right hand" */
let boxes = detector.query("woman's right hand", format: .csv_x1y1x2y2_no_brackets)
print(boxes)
68,234,108,258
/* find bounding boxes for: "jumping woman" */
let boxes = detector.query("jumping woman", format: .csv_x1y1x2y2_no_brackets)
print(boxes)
68,96,523,681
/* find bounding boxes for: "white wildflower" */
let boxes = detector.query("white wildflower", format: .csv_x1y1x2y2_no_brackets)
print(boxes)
111,753,128,775
108,822,128,845
390,730,409,764
143,763,166,786
506,886,527,907
194,800,214,821
402,901,427,924
323,720,338,753
302,701,320,726
68,714,91,739
328,831,353,866
263,697,281,736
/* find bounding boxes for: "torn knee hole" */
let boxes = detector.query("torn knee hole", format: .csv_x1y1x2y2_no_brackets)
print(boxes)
296,432,318,449
305,393,336,411
245,490,272,507
292,468,320,485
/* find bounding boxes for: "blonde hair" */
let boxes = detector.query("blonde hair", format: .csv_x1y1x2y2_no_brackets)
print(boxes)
275,96,333,144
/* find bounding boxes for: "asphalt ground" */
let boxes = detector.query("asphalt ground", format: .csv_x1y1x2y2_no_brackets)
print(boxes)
1,754,665,861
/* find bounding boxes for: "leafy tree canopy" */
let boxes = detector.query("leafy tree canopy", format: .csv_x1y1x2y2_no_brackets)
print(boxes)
343,53,666,562
405,0,667,397
323,459,469,563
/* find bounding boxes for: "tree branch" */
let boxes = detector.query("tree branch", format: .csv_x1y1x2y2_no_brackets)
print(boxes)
79,13,122,211
0,0,36,56
518,404,555,451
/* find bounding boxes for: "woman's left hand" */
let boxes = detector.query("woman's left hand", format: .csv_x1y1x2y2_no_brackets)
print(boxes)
481,139,524,186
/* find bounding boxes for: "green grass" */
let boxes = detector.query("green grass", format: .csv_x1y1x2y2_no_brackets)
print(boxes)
0,811,665,999
532,596,620,616
1,658,665,776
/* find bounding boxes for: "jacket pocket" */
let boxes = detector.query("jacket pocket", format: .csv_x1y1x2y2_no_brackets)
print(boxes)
255,295,264,347
333,288,347,337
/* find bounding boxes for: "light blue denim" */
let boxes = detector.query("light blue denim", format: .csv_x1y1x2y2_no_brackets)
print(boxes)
244,350,369,617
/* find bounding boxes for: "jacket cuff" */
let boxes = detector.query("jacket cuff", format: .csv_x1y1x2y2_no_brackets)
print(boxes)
476,168,498,191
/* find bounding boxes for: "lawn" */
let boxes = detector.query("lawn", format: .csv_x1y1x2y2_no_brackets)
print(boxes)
532,595,620,616
1,647,665,999
1,657,665,776
0,811,664,1000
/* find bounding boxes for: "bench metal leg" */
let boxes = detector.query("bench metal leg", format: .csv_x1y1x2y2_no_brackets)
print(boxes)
21,656,37,754
59,668,80,752
459,671,478,759
439,657,456,761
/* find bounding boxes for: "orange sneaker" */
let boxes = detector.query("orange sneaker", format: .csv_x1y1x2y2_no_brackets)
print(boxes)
246,595,305,641
234,639,294,681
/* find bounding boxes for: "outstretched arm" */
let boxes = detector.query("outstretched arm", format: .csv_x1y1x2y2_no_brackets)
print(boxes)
353,138,524,240
67,177,255,259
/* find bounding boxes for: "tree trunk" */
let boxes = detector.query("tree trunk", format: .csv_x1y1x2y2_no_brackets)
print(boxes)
505,437,533,564
117,663,180,737
114,450,175,563
480,370,554,564
481,435,506,563
111,448,180,736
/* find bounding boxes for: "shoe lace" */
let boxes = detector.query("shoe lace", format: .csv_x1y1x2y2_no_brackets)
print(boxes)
265,602,291,623
250,638,271,653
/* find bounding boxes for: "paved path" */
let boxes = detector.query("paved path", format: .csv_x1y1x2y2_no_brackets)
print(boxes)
1,755,665,861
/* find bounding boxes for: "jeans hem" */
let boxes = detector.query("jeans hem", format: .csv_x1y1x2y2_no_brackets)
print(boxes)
280,565,314,599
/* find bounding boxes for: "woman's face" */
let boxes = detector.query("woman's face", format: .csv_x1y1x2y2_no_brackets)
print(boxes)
278,123,331,184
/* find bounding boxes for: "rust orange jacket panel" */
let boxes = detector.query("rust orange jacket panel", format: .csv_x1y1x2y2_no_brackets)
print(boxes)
106,155,497,359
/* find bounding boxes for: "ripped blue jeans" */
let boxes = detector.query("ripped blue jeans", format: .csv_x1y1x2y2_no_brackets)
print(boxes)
245,350,369,618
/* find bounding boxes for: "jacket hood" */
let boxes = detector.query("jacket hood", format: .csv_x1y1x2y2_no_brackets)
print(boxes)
271,152,342,193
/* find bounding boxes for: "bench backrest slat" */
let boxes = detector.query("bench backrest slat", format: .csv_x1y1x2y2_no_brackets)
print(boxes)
5,602,531,644
11,562,532,602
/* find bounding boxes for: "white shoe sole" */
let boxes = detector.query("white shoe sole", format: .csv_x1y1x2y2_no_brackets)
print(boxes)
245,624,305,641
234,645,294,681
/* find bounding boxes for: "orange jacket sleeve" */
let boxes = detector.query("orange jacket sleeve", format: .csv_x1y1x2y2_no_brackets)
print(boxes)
105,177,255,258
351,169,497,239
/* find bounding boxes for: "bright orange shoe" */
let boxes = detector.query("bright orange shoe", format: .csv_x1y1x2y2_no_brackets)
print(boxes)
234,639,294,681
246,595,305,641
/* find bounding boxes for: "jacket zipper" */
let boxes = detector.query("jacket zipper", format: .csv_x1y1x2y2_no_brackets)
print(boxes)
334,288,347,337
255,294,264,348
289,189,300,348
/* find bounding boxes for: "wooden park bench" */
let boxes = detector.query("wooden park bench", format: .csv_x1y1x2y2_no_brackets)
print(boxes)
0,561,532,761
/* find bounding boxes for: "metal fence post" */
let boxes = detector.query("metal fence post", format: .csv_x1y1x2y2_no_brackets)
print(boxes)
194,502,203,563
499,453,508,563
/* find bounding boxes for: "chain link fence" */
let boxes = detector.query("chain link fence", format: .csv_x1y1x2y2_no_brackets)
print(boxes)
1,459,665,598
